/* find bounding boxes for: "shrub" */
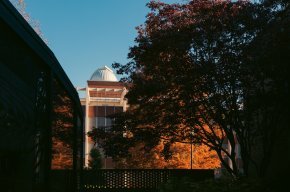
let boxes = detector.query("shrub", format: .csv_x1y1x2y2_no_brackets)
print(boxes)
88,148,102,170
159,177,272,192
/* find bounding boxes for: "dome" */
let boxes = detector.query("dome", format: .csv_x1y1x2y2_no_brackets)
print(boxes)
90,66,118,82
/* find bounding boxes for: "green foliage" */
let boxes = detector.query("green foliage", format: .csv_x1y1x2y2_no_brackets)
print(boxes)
88,148,102,170
159,177,271,192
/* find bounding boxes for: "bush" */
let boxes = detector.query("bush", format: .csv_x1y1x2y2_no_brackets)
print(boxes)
159,177,272,192
88,148,102,170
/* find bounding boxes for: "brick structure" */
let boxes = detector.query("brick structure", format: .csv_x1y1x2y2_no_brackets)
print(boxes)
77,66,127,168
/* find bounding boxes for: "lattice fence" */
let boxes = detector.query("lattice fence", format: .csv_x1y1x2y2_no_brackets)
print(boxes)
83,169,213,192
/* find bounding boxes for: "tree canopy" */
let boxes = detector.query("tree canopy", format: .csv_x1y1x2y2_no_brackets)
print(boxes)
90,0,289,179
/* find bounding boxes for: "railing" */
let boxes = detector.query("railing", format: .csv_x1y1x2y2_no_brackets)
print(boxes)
83,169,214,192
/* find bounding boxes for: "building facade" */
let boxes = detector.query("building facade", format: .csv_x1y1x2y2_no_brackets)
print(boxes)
77,66,127,168
1,1,83,190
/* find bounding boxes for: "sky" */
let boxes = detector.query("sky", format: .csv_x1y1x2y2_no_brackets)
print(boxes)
23,0,184,88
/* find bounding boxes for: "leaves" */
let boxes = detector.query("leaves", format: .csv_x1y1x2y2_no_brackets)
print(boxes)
9,0,48,43
111,0,263,177
91,0,289,179
114,142,220,169
88,148,102,170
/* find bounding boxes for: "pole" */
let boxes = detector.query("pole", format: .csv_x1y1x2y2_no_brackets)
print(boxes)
191,140,193,169
190,128,194,169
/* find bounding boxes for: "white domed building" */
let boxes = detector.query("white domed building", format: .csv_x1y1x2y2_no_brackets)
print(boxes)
90,66,118,82
77,66,127,168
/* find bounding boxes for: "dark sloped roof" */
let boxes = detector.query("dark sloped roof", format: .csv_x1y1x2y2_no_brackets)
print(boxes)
0,0,82,115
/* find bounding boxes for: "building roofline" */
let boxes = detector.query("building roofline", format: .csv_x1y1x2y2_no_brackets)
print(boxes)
0,0,82,114
87,80,125,87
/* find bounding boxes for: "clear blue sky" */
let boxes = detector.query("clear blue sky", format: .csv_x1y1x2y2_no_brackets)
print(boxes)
23,0,183,87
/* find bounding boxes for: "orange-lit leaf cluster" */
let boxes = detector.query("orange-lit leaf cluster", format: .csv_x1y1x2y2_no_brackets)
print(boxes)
115,141,220,169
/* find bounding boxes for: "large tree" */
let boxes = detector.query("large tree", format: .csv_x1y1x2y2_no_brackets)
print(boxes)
90,0,288,179
112,0,265,178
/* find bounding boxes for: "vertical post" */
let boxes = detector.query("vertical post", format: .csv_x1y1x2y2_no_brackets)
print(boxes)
73,103,78,192
42,70,53,191
46,71,53,192
191,140,193,169
190,128,194,170
85,86,90,167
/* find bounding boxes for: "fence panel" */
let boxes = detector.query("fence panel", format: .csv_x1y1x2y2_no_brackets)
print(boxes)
83,169,213,192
